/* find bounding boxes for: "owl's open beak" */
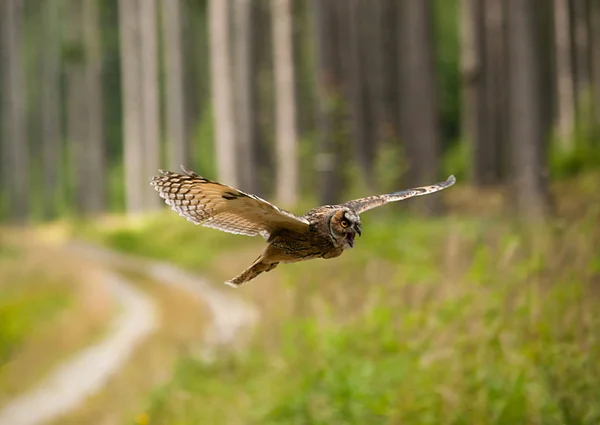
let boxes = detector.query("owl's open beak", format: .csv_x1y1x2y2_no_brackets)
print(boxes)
346,232,355,248
354,224,362,237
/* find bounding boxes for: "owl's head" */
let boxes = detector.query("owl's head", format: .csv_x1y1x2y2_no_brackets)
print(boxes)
330,209,362,248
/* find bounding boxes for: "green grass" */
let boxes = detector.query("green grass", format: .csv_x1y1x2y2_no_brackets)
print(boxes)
0,246,72,364
78,181,600,425
0,282,71,364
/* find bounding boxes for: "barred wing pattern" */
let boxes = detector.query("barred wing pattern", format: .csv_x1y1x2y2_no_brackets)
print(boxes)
150,166,309,239
341,175,456,214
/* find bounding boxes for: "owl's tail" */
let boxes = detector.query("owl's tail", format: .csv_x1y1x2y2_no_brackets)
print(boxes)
225,256,279,288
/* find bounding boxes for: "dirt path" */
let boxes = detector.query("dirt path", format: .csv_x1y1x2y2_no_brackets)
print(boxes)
0,241,258,425
70,242,259,358
0,270,157,425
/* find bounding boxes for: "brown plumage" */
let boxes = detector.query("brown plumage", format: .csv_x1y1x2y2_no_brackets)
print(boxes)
150,166,456,287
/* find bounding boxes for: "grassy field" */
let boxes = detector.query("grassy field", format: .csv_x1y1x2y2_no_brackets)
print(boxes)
79,175,600,425
0,236,113,404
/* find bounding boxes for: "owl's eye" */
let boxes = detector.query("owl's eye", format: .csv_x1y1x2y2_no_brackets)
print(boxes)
340,219,349,228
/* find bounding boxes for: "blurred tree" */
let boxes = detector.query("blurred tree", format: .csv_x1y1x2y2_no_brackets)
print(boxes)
538,0,556,147
572,0,590,105
399,0,442,213
366,0,395,154
252,0,275,196
312,0,345,205
272,0,299,206
161,0,188,172
119,0,145,213
379,0,400,142
343,0,374,188
507,0,551,218
66,0,106,216
140,0,161,210
0,0,28,222
553,0,575,146
481,0,506,182
40,0,63,219
209,0,238,186
182,0,207,166
65,0,90,214
460,0,490,185
83,0,107,214
593,0,600,128
233,0,258,193
293,0,317,141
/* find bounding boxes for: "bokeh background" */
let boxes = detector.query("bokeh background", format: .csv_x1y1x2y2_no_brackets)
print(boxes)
1,0,600,424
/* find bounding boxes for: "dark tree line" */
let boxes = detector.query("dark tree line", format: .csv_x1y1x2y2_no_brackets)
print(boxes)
1,0,599,224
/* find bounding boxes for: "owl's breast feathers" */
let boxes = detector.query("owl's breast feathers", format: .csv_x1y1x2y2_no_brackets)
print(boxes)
262,207,343,263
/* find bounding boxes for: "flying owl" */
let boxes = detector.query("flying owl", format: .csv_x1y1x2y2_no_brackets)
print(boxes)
150,166,456,287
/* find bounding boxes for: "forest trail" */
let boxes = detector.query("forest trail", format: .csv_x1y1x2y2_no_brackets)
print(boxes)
0,241,258,425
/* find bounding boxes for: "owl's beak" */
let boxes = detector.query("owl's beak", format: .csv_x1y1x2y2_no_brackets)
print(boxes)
354,223,362,237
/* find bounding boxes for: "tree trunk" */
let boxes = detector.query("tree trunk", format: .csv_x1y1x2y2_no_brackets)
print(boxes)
209,0,238,186
343,0,375,188
482,0,507,182
365,0,387,151
119,0,145,213
181,0,204,165
65,0,89,215
460,0,490,185
0,0,28,222
139,0,161,209
83,0,106,215
345,0,369,182
538,0,556,145
312,0,344,205
592,0,600,128
507,0,551,219
161,0,188,171
252,0,274,196
553,0,575,146
572,0,590,102
233,0,258,193
294,0,317,142
381,0,400,141
271,0,298,206
399,0,442,213
40,0,63,219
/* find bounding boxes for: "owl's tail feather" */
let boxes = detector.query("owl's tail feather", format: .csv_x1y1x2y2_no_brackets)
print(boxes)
225,257,279,288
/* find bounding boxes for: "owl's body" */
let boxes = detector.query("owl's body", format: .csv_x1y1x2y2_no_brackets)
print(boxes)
150,166,455,287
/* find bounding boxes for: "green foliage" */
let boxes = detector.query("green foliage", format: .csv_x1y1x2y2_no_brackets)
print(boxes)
192,104,217,179
0,280,71,364
373,141,407,194
548,89,600,179
442,140,469,182
549,144,600,179
108,161,126,212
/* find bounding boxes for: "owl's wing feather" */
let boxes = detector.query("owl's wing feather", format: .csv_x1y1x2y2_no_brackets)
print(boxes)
341,175,456,214
150,166,309,239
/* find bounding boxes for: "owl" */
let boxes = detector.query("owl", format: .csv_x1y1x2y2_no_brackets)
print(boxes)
150,166,456,287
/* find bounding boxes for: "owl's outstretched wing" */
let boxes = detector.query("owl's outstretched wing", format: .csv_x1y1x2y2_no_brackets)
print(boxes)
150,166,309,239
340,175,456,214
